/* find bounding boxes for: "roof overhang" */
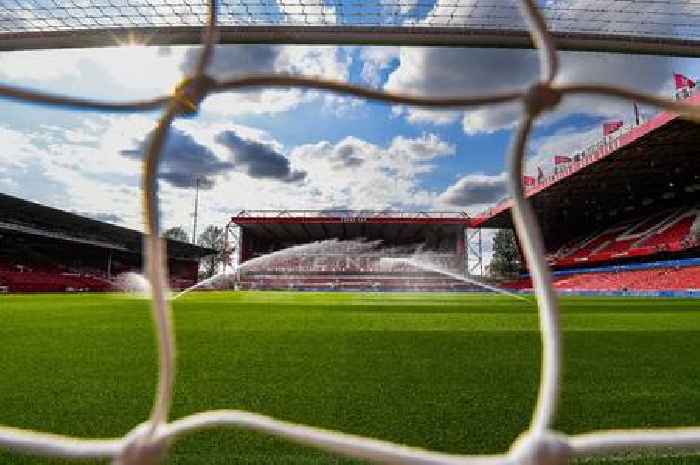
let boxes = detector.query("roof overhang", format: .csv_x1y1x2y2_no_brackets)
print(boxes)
231,211,469,244
472,94,700,246
233,210,471,226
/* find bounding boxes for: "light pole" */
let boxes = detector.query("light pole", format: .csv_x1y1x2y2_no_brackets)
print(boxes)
192,176,200,245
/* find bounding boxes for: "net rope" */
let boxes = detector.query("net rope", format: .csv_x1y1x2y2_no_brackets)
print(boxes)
1,1,700,464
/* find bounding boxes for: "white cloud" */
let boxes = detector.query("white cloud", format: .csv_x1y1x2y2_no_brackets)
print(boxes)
278,46,350,79
379,0,700,132
384,46,699,133
0,46,187,98
360,47,399,86
0,177,19,189
0,126,43,169
180,45,353,117
462,103,522,135
0,106,459,234
385,47,537,130
291,133,455,209
400,107,462,126
436,173,508,209
0,44,353,118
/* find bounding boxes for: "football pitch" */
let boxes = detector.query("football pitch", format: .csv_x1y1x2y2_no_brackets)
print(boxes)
1,291,699,465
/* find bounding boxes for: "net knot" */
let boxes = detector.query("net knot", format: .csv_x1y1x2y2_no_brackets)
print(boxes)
509,431,570,465
113,422,169,465
173,75,215,116
523,83,561,117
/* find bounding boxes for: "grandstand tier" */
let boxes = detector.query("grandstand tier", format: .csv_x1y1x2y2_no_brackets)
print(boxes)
503,259,700,293
0,193,211,292
474,93,700,269
548,207,699,267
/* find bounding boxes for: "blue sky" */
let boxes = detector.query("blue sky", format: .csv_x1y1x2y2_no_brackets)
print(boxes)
0,43,698,247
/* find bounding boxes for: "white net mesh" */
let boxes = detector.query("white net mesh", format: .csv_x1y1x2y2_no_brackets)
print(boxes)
1,1,700,464
0,0,697,35
1,0,700,55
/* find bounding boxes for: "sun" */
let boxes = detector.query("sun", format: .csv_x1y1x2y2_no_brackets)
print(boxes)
113,30,150,48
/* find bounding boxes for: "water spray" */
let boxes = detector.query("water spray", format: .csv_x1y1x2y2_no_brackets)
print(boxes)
172,238,530,301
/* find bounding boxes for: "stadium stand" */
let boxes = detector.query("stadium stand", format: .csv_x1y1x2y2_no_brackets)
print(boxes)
503,259,700,292
229,211,475,291
639,211,699,249
548,208,699,266
473,92,700,293
0,193,211,293
0,270,111,293
38,86,690,296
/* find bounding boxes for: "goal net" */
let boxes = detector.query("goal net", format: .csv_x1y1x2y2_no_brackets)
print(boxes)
2,0,700,54
1,1,700,465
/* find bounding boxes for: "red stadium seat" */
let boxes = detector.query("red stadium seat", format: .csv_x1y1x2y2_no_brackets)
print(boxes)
639,214,697,250
502,265,700,292
551,209,699,266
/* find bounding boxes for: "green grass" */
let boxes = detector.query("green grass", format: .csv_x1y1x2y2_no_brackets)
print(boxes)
1,291,699,464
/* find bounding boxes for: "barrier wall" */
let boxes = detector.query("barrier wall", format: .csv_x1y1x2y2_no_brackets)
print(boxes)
555,290,700,298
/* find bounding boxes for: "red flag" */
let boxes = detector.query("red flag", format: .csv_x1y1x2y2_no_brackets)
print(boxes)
554,155,572,165
603,120,623,136
674,73,696,90
523,176,536,186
